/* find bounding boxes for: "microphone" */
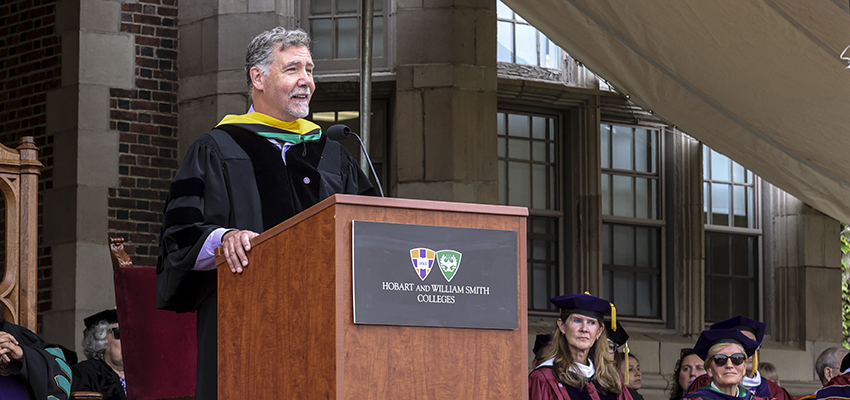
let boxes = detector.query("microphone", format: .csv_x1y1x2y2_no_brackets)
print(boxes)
326,124,385,197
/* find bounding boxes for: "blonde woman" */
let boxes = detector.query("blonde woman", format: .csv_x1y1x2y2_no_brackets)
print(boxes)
684,328,765,400
529,293,633,400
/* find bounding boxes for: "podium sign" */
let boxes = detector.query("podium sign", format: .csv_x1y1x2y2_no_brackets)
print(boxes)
352,220,518,329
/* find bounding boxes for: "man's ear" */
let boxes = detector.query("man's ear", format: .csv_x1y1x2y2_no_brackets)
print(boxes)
249,66,265,91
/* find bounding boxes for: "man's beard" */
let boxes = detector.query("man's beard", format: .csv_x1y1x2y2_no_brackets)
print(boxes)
287,88,311,119
287,103,310,119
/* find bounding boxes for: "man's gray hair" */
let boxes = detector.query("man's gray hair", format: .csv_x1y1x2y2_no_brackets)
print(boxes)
245,27,312,87
81,320,110,360
816,346,849,384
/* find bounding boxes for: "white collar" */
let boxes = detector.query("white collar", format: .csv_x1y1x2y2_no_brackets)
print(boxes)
570,358,596,379
536,357,555,370
742,370,761,388
535,357,596,379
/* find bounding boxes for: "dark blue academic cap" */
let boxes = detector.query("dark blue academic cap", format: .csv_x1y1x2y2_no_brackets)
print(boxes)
692,328,760,360
550,293,611,322
709,315,766,343
533,333,552,354
605,320,629,347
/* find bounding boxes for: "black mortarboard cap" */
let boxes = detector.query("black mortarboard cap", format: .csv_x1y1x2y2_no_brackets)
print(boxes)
533,333,552,354
84,309,118,330
550,293,611,322
709,315,766,344
692,328,760,360
605,320,629,346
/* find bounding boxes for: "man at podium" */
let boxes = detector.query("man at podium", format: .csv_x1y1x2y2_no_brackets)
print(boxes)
156,26,375,400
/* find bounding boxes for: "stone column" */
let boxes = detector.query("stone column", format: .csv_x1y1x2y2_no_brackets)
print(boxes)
393,0,498,203
43,0,131,350
769,189,842,345
177,0,297,156
667,130,705,335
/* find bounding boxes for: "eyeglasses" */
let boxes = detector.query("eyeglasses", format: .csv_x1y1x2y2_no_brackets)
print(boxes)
110,327,120,340
711,353,746,366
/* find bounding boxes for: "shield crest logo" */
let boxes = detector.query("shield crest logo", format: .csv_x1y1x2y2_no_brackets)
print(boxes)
410,248,436,281
436,250,462,282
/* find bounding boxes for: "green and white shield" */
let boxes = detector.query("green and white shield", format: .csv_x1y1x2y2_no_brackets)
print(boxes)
436,250,462,282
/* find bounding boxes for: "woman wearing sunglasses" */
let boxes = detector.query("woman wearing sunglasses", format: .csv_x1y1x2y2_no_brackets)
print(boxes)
71,309,126,400
685,328,764,400
529,293,633,400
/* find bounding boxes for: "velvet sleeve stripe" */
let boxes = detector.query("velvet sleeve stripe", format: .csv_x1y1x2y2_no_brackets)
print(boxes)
168,225,207,250
163,207,205,229
169,177,205,199
45,347,71,397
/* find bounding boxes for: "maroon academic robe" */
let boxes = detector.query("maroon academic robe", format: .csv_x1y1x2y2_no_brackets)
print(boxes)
529,366,634,400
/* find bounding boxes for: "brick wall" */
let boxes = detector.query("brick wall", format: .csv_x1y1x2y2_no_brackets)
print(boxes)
0,0,60,332
108,0,179,267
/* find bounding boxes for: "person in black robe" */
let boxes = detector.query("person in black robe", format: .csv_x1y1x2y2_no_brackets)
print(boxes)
71,309,126,400
157,26,375,400
0,311,71,399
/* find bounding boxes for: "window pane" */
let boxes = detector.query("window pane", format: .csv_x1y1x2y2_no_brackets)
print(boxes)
497,21,513,63
373,0,383,12
372,16,384,58
711,149,731,181
497,113,506,135
612,224,634,266
601,174,611,215
508,138,530,160
635,226,649,267
651,179,658,219
711,183,730,226
612,125,633,170
602,223,612,264
732,235,753,277
635,273,654,317
337,0,357,12
496,0,513,19
337,18,359,59
508,114,529,138
515,24,536,65
508,162,530,207
540,34,561,69
533,164,546,209
733,185,747,227
498,160,506,204
312,0,332,14
532,141,546,162
498,136,506,158
613,271,635,315
635,177,648,219
311,19,333,59
733,161,746,183
532,264,549,309
532,116,546,139
601,124,611,169
613,175,634,218
635,128,649,173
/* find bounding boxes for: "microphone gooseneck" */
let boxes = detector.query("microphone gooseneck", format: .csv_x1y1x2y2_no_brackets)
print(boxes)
325,124,385,197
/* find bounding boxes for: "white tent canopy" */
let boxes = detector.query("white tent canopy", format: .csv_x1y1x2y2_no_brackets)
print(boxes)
503,0,850,222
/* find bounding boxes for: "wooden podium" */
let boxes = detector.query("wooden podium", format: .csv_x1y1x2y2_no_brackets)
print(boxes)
217,194,528,399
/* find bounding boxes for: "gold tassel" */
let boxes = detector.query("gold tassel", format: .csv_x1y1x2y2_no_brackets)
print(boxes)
610,302,617,331
624,343,630,385
752,350,759,376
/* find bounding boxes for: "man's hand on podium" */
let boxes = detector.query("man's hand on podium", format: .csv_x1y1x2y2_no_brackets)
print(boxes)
221,229,260,273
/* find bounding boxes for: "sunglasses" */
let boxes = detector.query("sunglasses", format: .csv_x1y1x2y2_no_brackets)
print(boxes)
711,353,746,366
110,327,120,340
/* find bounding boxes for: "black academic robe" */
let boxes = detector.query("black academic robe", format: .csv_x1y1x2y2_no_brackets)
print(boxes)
0,314,71,400
70,358,126,400
157,122,375,400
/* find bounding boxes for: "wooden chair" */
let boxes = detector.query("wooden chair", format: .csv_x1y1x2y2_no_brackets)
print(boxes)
106,237,196,400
